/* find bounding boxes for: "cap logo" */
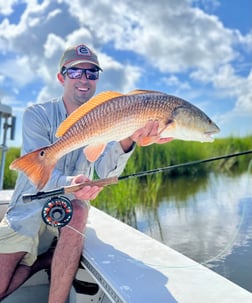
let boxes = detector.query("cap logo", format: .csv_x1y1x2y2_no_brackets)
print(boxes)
76,45,91,56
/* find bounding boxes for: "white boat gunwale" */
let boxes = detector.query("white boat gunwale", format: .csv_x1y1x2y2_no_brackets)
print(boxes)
1,190,252,303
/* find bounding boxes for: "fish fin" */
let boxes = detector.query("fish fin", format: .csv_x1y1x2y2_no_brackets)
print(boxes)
83,143,107,162
56,91,123,137
127,89,163,95
10,146,56,190
138,136,158,146
156,137,174,144
138,136,174,146
139,123,176,146
127,89,150,95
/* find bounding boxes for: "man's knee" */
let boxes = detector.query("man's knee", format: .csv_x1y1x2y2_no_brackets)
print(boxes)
0,252,27,297
71,199,89,222
58,199,89,235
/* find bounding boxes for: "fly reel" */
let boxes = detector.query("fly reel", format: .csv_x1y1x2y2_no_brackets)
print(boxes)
42,196,73,228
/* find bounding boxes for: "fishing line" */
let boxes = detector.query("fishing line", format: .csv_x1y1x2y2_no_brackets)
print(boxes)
200,160,252,267
62,191,250,271
198,158,252,267
57,161,252,271
66,225,86,238
144,158,252,270
67,152,251,270
43,151,252,270
1,150,252,270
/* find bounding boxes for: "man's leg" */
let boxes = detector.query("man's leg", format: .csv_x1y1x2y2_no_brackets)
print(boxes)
48,200,88,303
0,252,29,300
0,245,56,300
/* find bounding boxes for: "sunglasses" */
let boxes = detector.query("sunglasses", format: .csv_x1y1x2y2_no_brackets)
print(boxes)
62,67,99,80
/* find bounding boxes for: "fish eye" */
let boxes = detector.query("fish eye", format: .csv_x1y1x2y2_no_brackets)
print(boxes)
40,150,45,157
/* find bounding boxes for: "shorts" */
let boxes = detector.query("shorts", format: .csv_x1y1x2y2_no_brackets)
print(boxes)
0,217,59,266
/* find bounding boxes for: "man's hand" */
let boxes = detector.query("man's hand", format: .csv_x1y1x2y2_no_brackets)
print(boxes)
71,175,103,201
120,121,173,151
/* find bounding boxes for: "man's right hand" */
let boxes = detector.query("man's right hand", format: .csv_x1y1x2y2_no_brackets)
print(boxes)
71,175,103,201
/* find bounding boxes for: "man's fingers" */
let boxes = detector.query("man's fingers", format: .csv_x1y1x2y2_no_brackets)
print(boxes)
156,137,174,144
131,120,159,142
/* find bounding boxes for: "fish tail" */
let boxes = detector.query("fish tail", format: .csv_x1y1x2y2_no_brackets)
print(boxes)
10,146,56,190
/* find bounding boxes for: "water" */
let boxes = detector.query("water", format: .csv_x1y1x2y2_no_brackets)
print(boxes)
1,171,251,293
133,172,252,292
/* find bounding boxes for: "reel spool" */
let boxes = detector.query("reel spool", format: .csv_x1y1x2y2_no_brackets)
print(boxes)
42,196,73,228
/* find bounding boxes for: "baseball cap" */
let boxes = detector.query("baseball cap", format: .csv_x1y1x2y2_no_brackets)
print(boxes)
59,44,102,71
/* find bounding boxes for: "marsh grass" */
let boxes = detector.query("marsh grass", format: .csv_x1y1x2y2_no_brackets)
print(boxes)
2,136,252,224
3,136,252,193
93,136,252,213
1,147,20,189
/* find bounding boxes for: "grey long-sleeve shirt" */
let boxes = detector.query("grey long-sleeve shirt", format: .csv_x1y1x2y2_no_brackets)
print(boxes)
5,97,134,237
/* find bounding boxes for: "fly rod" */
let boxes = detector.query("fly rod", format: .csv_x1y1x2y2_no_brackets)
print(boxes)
23,149,252,203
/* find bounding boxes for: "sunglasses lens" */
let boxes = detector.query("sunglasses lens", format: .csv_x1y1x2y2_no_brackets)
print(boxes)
86,70,99,80
66,68,99,80
67,69,82,79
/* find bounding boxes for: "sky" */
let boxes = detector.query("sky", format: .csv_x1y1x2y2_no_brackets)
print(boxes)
0,0,251,147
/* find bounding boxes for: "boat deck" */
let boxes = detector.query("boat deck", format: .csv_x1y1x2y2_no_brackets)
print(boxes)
1,190,252,302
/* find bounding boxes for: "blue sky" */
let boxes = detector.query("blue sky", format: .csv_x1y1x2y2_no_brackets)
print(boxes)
0,0,251,147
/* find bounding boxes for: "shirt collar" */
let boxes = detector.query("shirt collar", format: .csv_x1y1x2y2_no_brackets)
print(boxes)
59,96,68,118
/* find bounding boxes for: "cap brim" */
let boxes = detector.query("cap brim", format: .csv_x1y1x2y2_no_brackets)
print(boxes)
65,60,103,71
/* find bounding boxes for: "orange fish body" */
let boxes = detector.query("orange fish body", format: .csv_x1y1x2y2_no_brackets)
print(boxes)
10,90,220,190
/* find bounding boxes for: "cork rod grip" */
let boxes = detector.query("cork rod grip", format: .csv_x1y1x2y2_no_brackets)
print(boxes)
63,176,119,194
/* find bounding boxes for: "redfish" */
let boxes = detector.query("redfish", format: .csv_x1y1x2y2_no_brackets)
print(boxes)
10,90,220,190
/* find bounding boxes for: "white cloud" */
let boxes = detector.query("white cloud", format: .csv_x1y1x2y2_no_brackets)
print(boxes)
162,75,191,91
68,0,236,73
235,69,252,113
0,0,20,16
0,0,247,83
236,29,252,52
0,55,37,87
0,0,251,140
191,64,252,114
189,0,220,12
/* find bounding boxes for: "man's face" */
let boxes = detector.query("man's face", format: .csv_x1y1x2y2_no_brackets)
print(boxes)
59,62,99,112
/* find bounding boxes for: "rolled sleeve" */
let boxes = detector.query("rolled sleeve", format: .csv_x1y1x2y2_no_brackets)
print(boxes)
95,141,135,178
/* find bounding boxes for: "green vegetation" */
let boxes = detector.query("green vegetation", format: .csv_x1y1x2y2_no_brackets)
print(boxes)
92,136,252,217
2,136,251,224
2,147,20,189
2,136,252,197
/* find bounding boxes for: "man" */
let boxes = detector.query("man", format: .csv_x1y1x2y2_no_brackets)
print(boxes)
0,44,170,302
